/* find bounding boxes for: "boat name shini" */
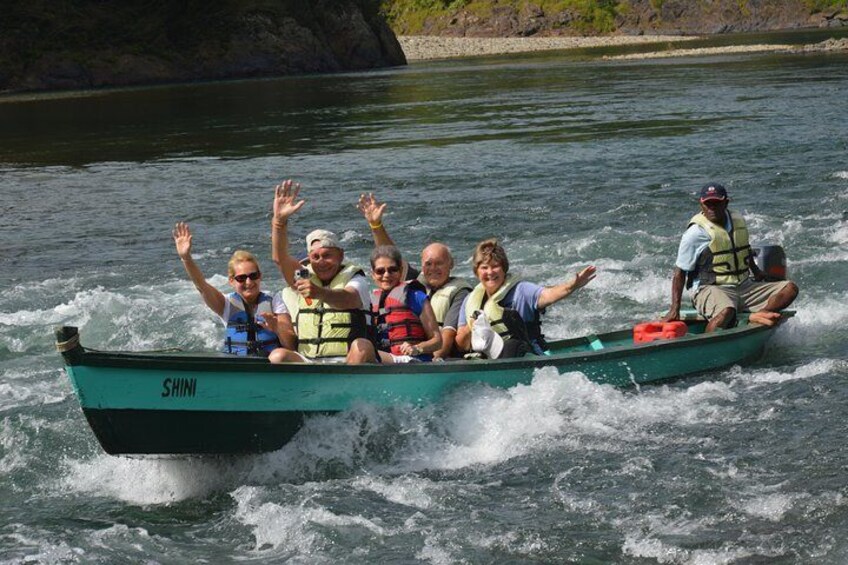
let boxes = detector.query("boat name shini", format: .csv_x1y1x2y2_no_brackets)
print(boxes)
161,377,197,398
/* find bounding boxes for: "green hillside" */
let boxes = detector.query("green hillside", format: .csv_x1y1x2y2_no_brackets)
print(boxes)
381,0,848,35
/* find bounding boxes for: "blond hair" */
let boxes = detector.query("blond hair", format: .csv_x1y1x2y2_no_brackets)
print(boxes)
227,250,260,277
472,238,509,275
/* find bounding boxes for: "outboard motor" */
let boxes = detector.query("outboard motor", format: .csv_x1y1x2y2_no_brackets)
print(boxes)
751,245,787,281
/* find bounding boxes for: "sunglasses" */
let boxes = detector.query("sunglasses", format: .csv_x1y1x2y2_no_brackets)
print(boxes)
232,271,261,283
373,266,400,276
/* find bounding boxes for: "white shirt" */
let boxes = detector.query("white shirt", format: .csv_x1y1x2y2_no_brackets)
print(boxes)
346,274,371,310
272,292,288,315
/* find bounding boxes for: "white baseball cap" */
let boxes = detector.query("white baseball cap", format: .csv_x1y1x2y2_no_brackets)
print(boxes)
471,311,504,359
306,229,342,253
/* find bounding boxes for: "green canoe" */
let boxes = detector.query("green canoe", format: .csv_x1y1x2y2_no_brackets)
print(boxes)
55,313,791,456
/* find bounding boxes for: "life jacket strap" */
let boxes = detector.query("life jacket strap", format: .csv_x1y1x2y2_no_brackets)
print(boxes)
389,336,424,345
298,337,352,344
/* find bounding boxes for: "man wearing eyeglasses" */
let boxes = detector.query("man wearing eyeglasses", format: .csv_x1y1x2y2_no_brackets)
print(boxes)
663,182,799,332
268,180,378,364
357,193,473,360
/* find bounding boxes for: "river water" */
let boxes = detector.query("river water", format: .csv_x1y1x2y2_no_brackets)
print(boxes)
2,30,848,563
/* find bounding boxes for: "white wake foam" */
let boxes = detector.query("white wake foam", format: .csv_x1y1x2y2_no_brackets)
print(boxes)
60,455,252,505
232,484,387,553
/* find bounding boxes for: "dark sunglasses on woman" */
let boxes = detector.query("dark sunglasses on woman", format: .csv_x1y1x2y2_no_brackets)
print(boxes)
232,271,261,283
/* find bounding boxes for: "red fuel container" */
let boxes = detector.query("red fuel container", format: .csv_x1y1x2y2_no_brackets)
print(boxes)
633,321,688,343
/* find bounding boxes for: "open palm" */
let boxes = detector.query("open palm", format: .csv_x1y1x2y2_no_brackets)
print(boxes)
173,222,193,259
357,192,387,225
273,179,306,220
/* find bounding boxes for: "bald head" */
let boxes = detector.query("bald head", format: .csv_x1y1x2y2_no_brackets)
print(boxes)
421,242,454,289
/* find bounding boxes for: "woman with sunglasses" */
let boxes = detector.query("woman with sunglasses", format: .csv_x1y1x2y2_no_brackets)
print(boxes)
173,222,295,356
370,245,442,363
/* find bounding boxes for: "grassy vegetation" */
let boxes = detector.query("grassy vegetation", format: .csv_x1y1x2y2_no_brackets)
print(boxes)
804,0,848,11
382,0,621,33
382,0,848,34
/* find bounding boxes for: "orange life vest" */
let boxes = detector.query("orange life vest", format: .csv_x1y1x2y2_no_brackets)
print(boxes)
371,282,427,355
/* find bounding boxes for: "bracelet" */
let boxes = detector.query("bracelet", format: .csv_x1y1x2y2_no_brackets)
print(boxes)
369,222,383,230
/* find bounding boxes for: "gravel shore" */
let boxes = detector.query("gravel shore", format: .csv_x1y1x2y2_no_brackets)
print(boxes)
398,35,848,62
398,35,698,61
606,37,848,59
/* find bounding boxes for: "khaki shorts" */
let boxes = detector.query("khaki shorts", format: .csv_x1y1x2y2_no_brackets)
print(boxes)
693,279,793,319
292,352,347,364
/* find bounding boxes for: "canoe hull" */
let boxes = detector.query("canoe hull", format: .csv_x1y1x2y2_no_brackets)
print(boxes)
58,317,784,455
81,408,310,455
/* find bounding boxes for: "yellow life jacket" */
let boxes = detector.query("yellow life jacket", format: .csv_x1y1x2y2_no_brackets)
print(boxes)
282,263,367,358
417,274,472,327
464,276,523,339
689,210,751,287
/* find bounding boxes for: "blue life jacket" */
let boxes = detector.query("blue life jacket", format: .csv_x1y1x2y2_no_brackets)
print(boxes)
223,292,280,356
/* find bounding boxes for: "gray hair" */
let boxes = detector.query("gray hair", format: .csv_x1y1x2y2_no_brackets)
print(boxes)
370,245,403,269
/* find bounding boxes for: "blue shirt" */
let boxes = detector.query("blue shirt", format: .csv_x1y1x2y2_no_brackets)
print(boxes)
675,212,732,292
407,287,428,316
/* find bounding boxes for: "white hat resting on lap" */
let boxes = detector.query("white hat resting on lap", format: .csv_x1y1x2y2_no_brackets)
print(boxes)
471,311,504,359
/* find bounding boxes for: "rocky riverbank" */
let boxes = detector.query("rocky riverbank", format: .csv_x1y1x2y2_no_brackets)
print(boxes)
398,35,848,62
605,37,848,60
398,35,698,61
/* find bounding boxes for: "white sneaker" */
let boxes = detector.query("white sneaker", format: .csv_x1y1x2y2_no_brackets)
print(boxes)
390,354,421,364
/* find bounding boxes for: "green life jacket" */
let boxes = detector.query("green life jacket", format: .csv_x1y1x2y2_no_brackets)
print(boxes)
282,263,367,358
417,274,472,327
464,276,523,339
688,210,752,287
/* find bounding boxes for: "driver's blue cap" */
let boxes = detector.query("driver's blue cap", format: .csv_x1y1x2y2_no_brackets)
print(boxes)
699,183,728,201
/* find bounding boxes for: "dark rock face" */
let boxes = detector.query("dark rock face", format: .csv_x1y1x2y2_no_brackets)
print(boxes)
0,0,406,93
419,0,845,37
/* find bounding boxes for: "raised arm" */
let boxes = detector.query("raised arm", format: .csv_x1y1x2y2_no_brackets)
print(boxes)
271,179,306,286
173,222,226,316
357,192,395,247
357,192,420,278
537,266,597,310
661,267,686,322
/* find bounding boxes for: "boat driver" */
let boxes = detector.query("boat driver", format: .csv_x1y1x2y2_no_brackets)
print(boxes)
268,180,378,364
662,182,798,332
